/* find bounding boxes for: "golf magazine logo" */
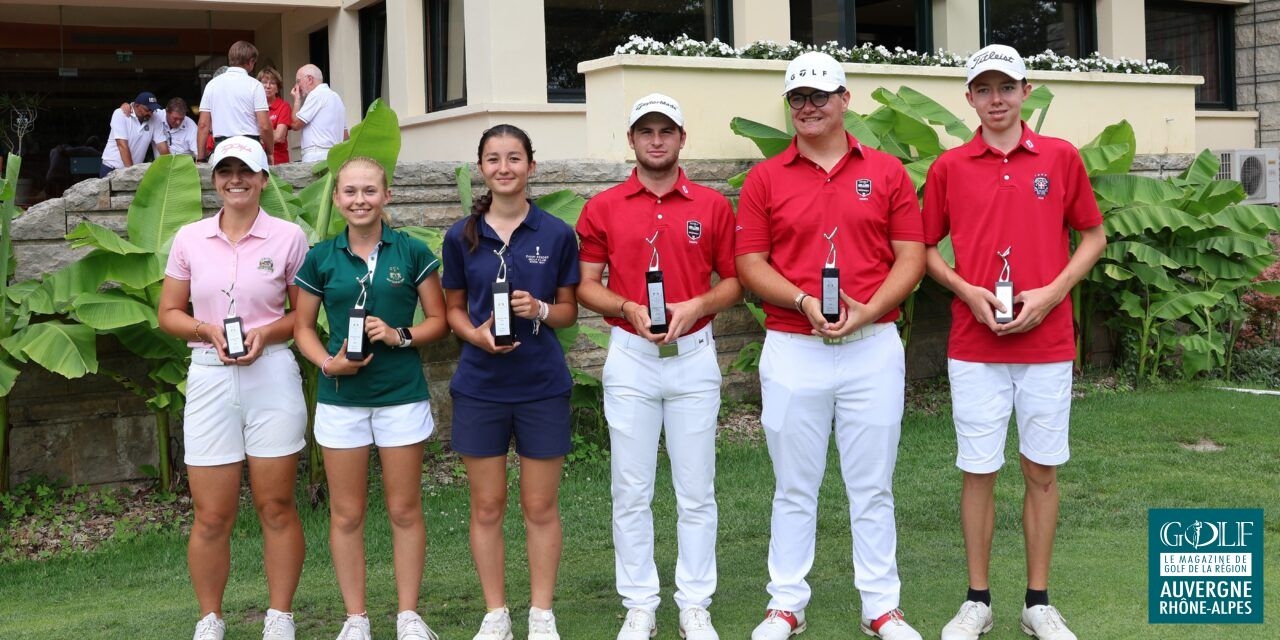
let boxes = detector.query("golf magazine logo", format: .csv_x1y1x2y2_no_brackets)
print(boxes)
1149,508,1263,623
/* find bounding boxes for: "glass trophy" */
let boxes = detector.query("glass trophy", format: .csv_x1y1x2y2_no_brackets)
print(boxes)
221,285,247,359
492,246,514,346
995,246,1014,324
645,231,669,334
346,275,371,360
821,227,840,323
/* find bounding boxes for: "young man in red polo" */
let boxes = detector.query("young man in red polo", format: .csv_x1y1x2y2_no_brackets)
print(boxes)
577,93,741,640
922,44,1106,640
736,51,926,640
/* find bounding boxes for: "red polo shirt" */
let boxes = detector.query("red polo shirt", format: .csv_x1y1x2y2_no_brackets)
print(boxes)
736,133,923,334
577,168,738,335
922,125,1103,363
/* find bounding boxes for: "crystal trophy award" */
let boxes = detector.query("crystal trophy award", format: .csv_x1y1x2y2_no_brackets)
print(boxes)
221,285,247,359
492,246,514,346
821,228,840,323
645,231,669,334
995,246,1014,324
346,275,371,360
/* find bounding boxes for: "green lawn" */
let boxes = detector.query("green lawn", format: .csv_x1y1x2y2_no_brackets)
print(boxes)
1,384,1277,638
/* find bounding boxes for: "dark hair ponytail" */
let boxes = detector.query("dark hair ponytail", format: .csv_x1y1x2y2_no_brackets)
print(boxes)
463,124,536,252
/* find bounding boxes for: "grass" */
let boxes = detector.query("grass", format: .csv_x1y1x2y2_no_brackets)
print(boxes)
1,384,1278,638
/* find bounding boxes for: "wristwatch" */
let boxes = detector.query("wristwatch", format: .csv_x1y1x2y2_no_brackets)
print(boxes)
397,327,413,348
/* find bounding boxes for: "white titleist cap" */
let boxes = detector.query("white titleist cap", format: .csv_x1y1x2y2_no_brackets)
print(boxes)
629,93,684,128
965,44,1027,85
783,51,846,94
208,135,270,174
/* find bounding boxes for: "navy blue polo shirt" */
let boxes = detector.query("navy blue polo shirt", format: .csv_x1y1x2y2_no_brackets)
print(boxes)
442,203,580,403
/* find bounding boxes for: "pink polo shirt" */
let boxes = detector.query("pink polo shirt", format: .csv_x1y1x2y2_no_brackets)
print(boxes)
165,209,309,347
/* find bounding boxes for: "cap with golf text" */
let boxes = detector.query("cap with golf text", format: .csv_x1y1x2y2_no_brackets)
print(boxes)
783,51,846,95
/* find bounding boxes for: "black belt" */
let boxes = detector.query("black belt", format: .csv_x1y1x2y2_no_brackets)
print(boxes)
213,135,260,144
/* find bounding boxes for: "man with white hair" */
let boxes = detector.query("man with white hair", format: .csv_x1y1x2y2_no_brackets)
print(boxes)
290,64,348,163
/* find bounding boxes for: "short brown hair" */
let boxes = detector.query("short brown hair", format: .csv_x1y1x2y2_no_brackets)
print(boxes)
228,41,258,67
256,66,283,87
165,97,188,114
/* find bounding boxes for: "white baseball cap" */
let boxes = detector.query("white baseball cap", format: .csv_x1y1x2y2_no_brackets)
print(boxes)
629,93,684,128
208,135,270,174
965,44,1027,85
783,51,846,95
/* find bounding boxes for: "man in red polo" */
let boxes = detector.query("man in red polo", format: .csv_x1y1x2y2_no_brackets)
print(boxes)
735,51,925,640
922,44,1105,640
577,93,741,640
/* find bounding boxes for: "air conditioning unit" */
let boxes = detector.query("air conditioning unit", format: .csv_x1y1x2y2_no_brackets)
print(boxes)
1215,148,1280,205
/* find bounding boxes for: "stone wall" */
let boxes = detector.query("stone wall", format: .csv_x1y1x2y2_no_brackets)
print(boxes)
1237,1,1280,147
5,154,1189,487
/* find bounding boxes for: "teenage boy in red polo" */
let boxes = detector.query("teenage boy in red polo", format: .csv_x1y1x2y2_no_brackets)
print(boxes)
577,93,741,640
736,51,925,640
922,44,1106,640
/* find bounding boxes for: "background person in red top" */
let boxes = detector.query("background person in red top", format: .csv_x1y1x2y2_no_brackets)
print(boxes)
576,93,741,640
258,66,293,164
921,44,1105,640
735,51,925,640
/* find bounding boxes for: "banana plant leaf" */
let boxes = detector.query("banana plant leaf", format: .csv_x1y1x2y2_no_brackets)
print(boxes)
1150,291,1223,322
1175,149,1220,187
0,357,18,395
398,226,445,261
1207,204,1280,235
66,220,149,255
261,174,307,224
1167,247,1265,281
72,290,160,330
536,190,586,229
1178,333,1224,380
455,165,474,214
730,117,792,158
864,106,943,159
1020,85,1054,132
1191,232,1275,259
1102,241,1181,270
1249,280,1280,296
1182,180,1245,215
0,321,98,378
322,99,402,181
126,154,203,253
843,110,882,149
6,279,51,316
106,323,189,361
904,157,934,191
1091,174,1184,207
579,324,611,349
876,87,972,141
1102,205,1211,236
1078,120,1135,176
1129,262,1178,292
42,251,165,305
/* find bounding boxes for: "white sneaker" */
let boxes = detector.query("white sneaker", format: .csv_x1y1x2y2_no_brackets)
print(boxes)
616,608,656,640
860,609,922,640
397,611,439,640
678,606,719,640
473,607,513,640
336,614,373,640
941,602,993,640
263,609,297,640
750,609,806,640
193,613,226,640
1020,605,1077,640
528,607,561,640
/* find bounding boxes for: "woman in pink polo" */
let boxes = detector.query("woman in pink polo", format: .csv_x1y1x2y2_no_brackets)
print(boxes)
157,136,310,640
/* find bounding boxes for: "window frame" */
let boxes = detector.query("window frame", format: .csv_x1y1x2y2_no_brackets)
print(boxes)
790,0,934,51
358,1,387,114
424,0,466,112
1145,0,1235,110
979,0,1096,57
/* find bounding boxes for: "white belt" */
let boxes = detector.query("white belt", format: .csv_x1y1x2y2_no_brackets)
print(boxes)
611,324,713,359
191,343,288,366
776,322,894,346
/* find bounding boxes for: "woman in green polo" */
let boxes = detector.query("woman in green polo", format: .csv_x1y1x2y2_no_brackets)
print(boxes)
293,157,450,640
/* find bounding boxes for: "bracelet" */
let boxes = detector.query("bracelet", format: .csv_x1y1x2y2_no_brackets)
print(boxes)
537,300,551,322
193,320,207,342
618,299,631,317
794,292,810,313
321,356,335,379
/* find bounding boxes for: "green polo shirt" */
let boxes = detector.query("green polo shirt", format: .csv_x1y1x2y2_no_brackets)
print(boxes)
295,225,440,407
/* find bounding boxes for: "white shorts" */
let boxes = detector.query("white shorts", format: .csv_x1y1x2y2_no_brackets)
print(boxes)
183,345,307,466
315,400,435,449
948,359,1073,473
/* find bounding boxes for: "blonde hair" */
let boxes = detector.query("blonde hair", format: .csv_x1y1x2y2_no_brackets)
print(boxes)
335,156,392,222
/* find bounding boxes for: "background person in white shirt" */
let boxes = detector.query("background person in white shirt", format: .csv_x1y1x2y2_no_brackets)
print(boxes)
156,97,198,158
197,40,273,162
290,64,348,163
100,91,163,177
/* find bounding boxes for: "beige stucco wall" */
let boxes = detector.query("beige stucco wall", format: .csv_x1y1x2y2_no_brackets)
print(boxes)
733,0,789,44
1196,110,1262,150
932,0,979,53
580,54,1205,161
397,104,587,163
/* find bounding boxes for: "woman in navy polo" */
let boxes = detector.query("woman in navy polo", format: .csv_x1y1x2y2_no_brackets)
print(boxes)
442,124,580,640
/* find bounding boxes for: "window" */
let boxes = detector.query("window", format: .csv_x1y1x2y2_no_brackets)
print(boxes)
982,0,1094,58
425,0,466,111
544,0,732,102
359,1,388,113
1146,1,1233,109
308,27,330,88
789,0,932,52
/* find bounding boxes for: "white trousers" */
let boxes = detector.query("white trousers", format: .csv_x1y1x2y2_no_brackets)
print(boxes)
604,325,720,613
759,326,905,619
